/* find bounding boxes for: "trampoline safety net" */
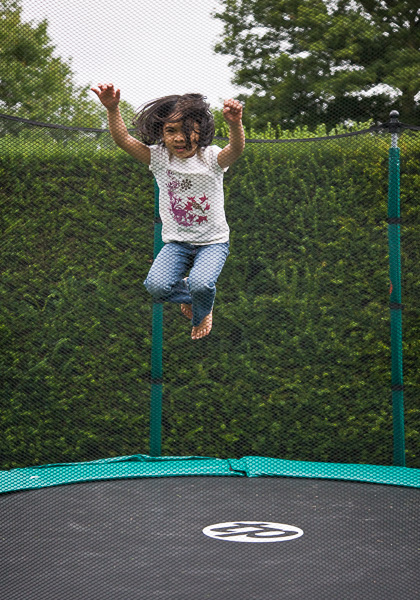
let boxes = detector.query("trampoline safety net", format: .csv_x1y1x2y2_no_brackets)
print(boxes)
0,2,419,599
1,115,419,469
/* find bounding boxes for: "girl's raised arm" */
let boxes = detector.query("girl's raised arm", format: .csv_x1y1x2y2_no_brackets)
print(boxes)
91,83,151,165
217,99,245,169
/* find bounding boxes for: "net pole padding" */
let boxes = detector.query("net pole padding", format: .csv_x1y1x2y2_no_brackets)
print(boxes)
150,179,164,457
387,111,405,467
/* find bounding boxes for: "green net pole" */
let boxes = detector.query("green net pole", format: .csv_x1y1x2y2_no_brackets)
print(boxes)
387,111,405,467
150,179,164,456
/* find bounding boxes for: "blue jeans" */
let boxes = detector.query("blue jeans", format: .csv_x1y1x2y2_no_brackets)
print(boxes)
144,241,230,326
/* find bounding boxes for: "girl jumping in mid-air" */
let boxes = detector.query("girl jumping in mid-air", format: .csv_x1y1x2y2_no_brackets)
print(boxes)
91,83,245,340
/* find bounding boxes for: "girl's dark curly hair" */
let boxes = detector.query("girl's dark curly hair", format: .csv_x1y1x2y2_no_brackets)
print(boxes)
132,93,215,150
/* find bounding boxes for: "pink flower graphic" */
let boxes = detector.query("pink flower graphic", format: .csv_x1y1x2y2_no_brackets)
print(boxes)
166,172,211,228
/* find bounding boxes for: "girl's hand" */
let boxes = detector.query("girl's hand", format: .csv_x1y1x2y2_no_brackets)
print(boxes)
91,83,121,110
223,99,243,125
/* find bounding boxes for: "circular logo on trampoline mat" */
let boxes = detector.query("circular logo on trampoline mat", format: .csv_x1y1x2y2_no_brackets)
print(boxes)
202,522,303,543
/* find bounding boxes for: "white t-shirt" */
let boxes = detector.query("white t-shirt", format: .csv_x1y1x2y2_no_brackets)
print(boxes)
149,144,229,245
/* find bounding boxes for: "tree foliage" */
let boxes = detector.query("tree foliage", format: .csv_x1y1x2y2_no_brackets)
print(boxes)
0,0,134,127
213,0,420,129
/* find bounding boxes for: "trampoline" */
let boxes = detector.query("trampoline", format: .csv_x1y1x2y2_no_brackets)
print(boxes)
1,456,419,599
1,23,420,598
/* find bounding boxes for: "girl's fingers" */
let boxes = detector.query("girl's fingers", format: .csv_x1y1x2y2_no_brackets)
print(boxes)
223,99,243,112
222,99,243,124
91,83,119,96
91,83,120,110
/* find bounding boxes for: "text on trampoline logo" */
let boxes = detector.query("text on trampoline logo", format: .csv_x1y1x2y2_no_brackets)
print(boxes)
202,522,304,543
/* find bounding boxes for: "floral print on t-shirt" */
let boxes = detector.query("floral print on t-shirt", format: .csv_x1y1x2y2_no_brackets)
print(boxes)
167,170,211,228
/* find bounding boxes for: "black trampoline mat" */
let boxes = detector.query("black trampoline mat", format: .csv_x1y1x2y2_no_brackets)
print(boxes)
1,476,419,599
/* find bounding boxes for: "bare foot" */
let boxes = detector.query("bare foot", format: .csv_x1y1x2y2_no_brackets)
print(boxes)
181,303,193,320
191,312,213,340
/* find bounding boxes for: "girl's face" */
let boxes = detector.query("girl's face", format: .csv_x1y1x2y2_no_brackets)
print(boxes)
162,118,200,159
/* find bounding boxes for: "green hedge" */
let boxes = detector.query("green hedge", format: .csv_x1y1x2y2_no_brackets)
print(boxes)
1,131,419,469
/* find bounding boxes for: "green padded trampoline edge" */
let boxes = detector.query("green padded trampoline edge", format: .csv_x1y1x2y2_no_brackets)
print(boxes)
0,456,237,494
233,457,420,488
0,455,418,494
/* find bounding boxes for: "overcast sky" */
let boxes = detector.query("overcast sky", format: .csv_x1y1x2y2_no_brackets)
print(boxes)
21,0,245,111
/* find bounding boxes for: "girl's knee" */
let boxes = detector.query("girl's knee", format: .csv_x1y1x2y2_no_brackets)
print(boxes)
188,276,215,296
144,277,168,298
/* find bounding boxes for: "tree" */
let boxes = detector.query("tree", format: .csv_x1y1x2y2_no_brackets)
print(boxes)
213,0,420,129
0,0,134,128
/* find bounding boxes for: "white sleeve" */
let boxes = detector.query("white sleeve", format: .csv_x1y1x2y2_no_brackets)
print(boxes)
205,145,229,173
149,145,169,175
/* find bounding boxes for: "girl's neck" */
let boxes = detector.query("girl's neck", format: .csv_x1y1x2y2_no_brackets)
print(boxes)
168,147,202,161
